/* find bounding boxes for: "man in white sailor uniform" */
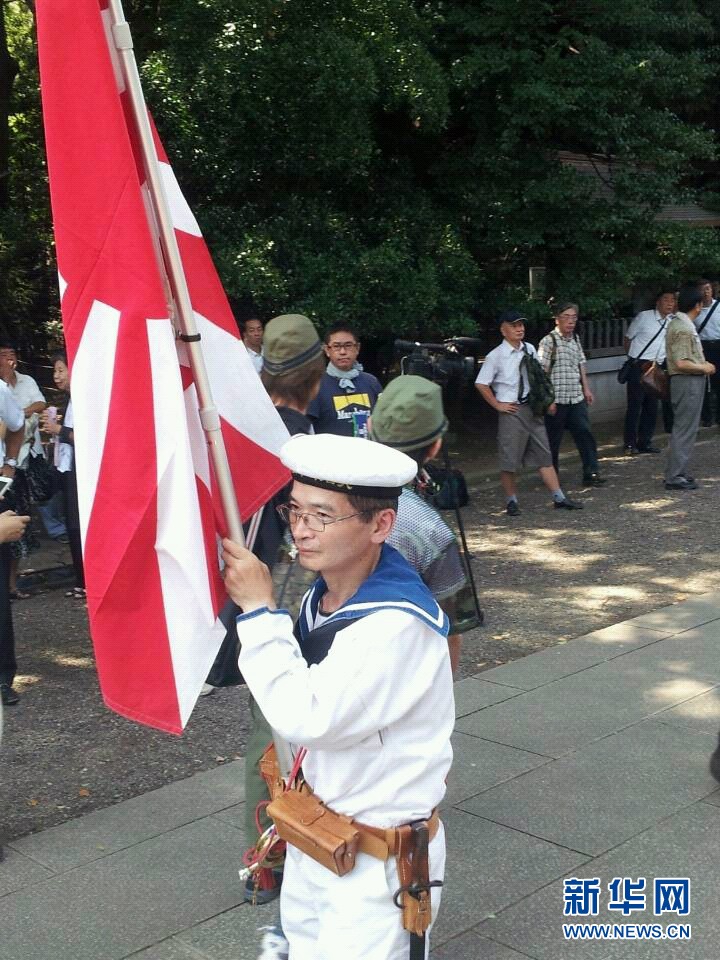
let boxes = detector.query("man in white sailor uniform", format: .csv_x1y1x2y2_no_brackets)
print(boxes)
223,433,454,960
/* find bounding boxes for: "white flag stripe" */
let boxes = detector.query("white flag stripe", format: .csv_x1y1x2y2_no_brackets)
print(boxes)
189,312,290,453
159,162,202,237
181,378,213,493
57,271,67,302
147,320,225,726
72,299,122,546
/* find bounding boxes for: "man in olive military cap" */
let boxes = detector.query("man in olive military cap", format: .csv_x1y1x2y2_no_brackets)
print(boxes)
213,313,326,907
370,374,480,674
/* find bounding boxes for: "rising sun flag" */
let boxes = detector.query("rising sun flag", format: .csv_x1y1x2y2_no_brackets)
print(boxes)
35,0,291,734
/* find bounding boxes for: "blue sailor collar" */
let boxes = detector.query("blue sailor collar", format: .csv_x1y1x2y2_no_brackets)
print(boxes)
297,543,449,643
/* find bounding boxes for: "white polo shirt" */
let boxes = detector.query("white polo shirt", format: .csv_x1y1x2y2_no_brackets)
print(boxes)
626,310,669,363
247,348,263,374
6,371,45,465
475,339,536,403
695,300,720,341
0,381,26,462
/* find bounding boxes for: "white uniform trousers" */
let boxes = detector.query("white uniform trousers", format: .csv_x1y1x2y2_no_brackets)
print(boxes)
280,822,446,960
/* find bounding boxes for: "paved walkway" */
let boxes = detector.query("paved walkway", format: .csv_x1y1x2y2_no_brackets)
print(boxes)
3,592,720,959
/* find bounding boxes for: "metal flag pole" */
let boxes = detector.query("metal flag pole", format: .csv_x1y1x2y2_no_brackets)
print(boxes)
105,0,295,776
106,0,242,543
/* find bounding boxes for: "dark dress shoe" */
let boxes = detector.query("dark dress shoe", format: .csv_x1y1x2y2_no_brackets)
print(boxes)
638,445,661,454
624,445,640,456
554,498,583,510
582,473,607,486
506,500,520,516
0,683,19,705
665,478,698,491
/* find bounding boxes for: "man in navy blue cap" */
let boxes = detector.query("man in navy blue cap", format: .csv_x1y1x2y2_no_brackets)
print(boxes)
475,310,583,515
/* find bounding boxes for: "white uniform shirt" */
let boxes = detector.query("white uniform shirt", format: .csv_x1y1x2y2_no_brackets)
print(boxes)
626,310,669,363
238,607,454,827
247,348,263,374
694,300,720,341
0,381,25,462
7,371,45,466
475,339,537,403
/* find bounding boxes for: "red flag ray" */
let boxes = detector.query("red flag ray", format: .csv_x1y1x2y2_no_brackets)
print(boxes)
36,0,290,733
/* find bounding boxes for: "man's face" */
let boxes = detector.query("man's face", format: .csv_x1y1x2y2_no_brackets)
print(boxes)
555,308,578,337
701,283,714,306
287,481,382,576
243,319,264,352
0,349,17,383
501,320,525,346
657,293,676,317
324,331,360,371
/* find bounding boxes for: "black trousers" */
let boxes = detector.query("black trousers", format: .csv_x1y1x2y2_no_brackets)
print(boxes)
61,469,85,589
700,341,720,425
544,400,599,477
0,544,15,685
624,378,658,450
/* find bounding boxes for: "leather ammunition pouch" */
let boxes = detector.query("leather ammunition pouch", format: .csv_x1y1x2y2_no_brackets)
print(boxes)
261,742,441,933
267,788,361,876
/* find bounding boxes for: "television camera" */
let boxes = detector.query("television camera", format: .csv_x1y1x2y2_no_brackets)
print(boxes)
394,336,484,389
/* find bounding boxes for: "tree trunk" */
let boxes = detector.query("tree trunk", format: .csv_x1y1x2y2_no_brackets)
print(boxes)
0,1,20,207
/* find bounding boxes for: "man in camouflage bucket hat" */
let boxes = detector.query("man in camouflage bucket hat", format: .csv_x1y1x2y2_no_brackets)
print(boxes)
370,374,480,674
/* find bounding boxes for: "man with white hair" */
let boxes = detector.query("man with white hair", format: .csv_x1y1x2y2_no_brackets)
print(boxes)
223,433,453,960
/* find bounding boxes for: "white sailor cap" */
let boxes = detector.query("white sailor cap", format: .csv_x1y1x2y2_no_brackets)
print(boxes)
280,433,416,498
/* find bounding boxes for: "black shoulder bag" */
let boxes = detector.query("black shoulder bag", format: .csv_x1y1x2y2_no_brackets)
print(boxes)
617,319,667,385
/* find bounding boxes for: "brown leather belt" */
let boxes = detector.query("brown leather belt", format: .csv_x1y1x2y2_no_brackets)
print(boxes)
260,741,440,863
355,809,440,861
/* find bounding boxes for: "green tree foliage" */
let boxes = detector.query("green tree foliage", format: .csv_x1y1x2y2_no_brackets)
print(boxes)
1,0,720,346
0,0,59,351
428,0,717,320
143,0,478,337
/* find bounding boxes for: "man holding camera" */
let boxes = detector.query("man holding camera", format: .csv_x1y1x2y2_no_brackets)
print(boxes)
475,310,582,515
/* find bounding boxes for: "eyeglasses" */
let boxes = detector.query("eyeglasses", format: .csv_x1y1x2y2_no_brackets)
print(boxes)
327,341,358,352
276,504,367,532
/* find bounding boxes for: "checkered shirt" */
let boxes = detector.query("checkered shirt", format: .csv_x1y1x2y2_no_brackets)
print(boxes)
537,330,586,404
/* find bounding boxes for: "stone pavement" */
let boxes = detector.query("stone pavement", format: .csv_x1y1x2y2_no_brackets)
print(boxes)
3,592,720,959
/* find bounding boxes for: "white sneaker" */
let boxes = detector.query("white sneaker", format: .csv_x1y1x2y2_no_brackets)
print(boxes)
199,682,216,697
257,924,289,960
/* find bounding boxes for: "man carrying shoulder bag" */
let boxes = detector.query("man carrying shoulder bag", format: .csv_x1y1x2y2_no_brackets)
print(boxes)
693,279,720,427
622,290,675,455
